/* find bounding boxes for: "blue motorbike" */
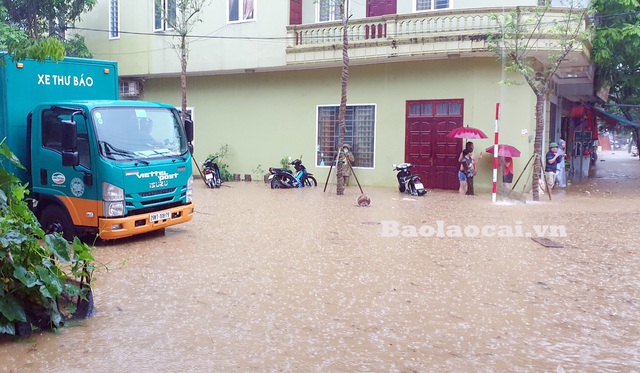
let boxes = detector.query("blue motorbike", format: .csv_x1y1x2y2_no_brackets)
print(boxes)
269,159,317,189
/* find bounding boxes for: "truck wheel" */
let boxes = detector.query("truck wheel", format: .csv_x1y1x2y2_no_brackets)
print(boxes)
40,206,76,242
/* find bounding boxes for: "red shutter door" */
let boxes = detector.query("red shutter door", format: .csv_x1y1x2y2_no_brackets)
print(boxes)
366,0,397,17
405,100,463,190
290,0,302,25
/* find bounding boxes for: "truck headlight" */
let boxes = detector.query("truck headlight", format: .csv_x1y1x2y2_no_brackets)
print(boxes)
103,182,124,217
186,175,193,203
104,201,125,217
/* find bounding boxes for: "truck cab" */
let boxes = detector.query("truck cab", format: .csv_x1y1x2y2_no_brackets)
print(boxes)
30,101,194,240
1,56,194,241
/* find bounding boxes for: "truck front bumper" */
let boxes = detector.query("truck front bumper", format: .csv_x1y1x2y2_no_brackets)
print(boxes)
98,203,195,240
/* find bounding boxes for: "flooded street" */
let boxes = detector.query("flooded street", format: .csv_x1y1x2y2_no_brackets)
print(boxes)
2,151,640,372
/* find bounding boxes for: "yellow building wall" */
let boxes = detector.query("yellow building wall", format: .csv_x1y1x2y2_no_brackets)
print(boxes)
75,0,289,76
141,57,535,191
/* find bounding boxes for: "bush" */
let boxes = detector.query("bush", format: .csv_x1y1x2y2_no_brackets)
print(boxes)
0,142,95,336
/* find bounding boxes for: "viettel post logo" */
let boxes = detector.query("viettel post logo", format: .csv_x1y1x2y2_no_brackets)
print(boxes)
51,172,66,185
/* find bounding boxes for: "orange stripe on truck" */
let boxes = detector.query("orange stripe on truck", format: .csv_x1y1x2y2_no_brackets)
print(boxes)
98,203,195,240
59,197,194,240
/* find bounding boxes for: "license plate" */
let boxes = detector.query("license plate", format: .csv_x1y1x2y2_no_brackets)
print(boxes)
414,182,424,190
205,173,213,180
150,211,171,222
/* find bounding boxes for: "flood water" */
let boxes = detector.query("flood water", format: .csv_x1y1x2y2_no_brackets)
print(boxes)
2,151,639,372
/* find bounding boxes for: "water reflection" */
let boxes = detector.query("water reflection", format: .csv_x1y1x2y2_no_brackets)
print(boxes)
1,151,639,372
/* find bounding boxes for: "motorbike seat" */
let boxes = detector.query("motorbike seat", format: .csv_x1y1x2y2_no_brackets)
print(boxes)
271,168,291,173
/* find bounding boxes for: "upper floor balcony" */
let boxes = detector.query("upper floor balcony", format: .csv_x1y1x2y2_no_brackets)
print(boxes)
286,7,591,63
285,7,594,101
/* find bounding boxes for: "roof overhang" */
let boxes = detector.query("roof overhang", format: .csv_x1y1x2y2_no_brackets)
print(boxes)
590,107,640,129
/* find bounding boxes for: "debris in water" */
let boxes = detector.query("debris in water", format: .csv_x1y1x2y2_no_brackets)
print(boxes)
531,237,564,248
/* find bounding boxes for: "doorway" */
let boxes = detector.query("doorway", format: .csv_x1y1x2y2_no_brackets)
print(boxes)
405,99,463,190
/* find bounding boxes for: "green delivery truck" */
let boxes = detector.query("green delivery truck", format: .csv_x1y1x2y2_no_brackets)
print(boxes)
0,55,195,240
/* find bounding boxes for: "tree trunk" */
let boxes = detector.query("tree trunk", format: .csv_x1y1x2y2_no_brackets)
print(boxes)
531,93,545,201
336,2,349,196
635,128,640,160
181,35,188,122
621,108,640,161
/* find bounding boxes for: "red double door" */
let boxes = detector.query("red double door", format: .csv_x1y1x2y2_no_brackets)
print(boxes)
367,0,396,17
405,99,463,190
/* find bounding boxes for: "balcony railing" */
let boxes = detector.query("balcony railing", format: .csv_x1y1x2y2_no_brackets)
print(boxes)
285,7,586,66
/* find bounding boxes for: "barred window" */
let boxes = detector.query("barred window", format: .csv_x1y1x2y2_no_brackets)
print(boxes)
416,0,449,11
109,0,119,39
316,105,375,168
435,0,449,9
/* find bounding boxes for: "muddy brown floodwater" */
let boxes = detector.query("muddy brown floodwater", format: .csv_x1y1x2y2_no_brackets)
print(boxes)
2,151,640,372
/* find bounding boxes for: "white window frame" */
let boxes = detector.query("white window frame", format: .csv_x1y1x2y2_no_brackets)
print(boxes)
315,104,376,169
227,0,256,24
109,0,120,39
154,0,176,32
316,0,346,23
414,0,452,12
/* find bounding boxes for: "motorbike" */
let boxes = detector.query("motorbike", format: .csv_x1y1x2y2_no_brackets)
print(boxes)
269,159,317,189
203,156,222,188
393,163,426,196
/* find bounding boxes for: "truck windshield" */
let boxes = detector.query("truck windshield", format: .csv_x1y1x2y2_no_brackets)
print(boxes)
92,107,187,160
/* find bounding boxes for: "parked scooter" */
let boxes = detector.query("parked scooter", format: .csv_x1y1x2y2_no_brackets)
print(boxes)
269,159,317,189
393,163,426,196
203,156,222,188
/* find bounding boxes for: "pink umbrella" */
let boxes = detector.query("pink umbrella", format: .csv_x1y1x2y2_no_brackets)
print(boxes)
446,126,488,139
484,144,521,158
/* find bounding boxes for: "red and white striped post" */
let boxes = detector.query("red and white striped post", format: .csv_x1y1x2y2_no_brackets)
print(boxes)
492,103,500,203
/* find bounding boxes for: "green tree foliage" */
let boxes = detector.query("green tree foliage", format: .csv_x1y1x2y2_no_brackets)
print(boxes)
1,4,64,62
6,36,65,62
2,0,96,38
591,0,640,156
1,0,95,59
487,1,589,200
0,4,24,47
62,34,92,58
0,142,95,336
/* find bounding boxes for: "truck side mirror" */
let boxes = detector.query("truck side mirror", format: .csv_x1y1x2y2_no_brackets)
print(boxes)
61,120,79,167
62,120,77,150
184,118,194,143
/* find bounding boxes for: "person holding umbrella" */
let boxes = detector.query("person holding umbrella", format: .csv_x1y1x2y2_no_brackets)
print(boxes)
459,148,474,195
485,144,521,191
448,126,488,196
458,141,480,195
502,156,514,188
